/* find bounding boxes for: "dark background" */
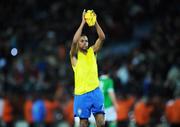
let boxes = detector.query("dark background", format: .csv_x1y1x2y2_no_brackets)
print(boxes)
0,0,179,127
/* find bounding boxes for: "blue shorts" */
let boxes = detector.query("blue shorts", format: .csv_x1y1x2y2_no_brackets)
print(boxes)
74,87,105,119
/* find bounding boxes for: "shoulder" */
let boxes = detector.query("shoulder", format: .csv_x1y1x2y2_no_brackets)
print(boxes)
88,46,93,52
88,47,97,56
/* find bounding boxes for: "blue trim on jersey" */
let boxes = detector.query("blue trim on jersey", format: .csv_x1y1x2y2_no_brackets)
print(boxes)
74,87,105,118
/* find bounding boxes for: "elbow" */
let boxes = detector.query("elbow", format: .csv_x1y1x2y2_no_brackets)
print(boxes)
100,34,106,41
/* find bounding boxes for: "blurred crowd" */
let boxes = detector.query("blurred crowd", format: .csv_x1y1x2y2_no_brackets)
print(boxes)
0,0,180,127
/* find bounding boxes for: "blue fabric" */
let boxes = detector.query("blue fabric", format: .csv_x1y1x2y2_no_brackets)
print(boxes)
32,100,46,122
74,87,104,118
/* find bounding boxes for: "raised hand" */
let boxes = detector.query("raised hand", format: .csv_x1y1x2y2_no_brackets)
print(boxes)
82,9,86,24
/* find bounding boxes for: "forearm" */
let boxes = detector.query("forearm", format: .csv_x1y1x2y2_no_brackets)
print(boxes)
71,10,86,56
71,22,84,55
73,21,85,43
95,21,105,40
109,92,118,109
92,21,105,52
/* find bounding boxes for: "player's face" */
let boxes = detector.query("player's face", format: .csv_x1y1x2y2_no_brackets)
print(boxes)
78,36,89,50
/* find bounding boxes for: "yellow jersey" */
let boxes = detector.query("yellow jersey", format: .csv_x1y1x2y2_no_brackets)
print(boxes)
72,47,99,95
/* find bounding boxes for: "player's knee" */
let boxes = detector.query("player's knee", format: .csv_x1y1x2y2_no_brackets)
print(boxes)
96,119,105,127
80,123,88,127
80,120,89,127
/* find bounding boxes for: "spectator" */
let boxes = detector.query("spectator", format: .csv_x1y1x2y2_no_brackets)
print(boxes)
117,94,135,127
165,96,180,127
44,94,59,127
32,96,46,127
24,95,34,127
134,97,153,127
63,96,74,127
2,95,14,127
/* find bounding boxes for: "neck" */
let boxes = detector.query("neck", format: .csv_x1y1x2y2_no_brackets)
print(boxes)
79,48,87,54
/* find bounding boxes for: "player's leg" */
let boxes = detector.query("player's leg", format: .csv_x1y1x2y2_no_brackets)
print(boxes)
74,117,89,127
94,113,105,127
105,107,117,127
74,93,91,127
80,118,89,127
74,117,80,127
89,113,96,127
91,87,105,127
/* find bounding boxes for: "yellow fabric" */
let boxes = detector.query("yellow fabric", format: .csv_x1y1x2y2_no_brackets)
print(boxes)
72,47,99,95
84,10,96,27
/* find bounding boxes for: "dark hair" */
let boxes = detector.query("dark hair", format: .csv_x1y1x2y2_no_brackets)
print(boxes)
81,34,87,37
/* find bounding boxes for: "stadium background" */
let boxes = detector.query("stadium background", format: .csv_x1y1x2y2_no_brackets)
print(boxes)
0,0,179,127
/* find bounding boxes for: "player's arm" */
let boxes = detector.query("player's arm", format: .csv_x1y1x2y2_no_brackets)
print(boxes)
109,90,119,111
108,80,119,111
92,19,106,53
70,10,86,67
